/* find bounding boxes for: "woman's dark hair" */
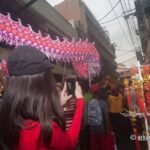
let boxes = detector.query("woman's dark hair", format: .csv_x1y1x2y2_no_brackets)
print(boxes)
0,69,65,150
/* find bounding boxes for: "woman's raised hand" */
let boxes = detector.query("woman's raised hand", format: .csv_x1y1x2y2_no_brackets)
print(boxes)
60,82,72,106
75,82,83,99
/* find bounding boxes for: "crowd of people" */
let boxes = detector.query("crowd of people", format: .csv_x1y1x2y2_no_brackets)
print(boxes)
0,46,139,150
79,76,137,150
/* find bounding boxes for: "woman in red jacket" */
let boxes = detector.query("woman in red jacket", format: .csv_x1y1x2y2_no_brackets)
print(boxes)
0,46,84,150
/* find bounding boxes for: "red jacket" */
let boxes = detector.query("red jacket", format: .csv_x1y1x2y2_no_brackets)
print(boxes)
16,99,84,150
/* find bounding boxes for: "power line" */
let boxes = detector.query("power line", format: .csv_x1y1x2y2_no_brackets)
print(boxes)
101,14,123,24
116,51,136,60
129,16,141,50
119,0,137,51
118,31,124,49
98,0,120,22
121,0,142,52
116,51,133,59
128,59,137,63
125,8,135,13
132,17,142,50
127,0,131,10
107,0,132,48
119,56,136,63
123,0,128,12
125,1,142,52
101,9,135,24
125,59,137,65
116,49,136,52
116,46,141,52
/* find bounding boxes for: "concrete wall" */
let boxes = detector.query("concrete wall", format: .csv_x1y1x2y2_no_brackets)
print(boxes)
135,0,150,60
55,0,88,36
0,47,11,60
55,0,81,21
17,0,78,39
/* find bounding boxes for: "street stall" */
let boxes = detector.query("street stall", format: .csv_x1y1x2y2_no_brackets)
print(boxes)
122,62,150,150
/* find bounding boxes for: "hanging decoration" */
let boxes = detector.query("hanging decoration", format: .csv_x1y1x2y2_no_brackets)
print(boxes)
123,62,150,150
0,60,8,76
124,78,132,108
129,64,150,113
0,13,101,78
73,63,89,78
142,65,150,108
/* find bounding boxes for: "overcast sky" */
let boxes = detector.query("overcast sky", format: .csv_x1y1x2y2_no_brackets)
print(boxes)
46,0,141,67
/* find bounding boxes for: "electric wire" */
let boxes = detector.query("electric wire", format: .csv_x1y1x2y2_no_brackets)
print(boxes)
129,16,141,48
131,16,142,50
101,9,135,24
125,58,137,65
116,51,136,61
123,0,128,12
121,0,142,52
116,49,138,52
98,0,120,22
125,0,141,51
108,0,132,48
101,14,123,24
119,0,137,51
116,51,134,59
119,56,136,63
118,30,124,49
128,0,131,10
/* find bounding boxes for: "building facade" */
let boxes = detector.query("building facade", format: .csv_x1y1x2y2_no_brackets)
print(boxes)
135,0,150,62
0,0,78,39
55,0,117,76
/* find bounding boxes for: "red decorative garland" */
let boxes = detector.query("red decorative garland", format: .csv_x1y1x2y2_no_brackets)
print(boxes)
0,13,101,78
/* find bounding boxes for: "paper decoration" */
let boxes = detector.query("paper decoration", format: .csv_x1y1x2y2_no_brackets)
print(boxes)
0,13,101,78
0,60,8,76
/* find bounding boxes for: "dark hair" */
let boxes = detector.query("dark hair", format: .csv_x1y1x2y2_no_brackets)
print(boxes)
92,91,99,99
98,89,108,100
84,84,90,93
0,69,65,150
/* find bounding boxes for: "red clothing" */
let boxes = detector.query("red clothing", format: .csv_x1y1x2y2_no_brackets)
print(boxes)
90,83,100,93
64,98,76,131
17,99,84,150
90,133,115,150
